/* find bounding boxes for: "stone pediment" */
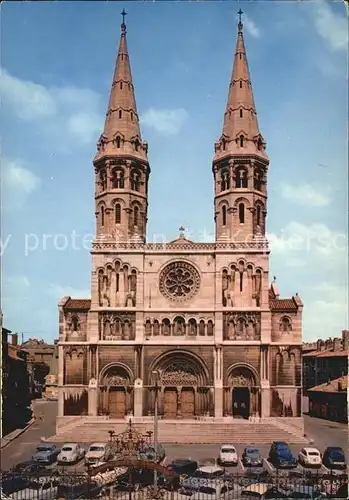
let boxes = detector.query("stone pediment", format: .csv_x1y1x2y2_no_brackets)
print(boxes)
168,236,195,247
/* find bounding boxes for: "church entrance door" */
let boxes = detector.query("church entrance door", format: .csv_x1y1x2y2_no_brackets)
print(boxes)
109,388,126,418
232,387,250,419
164,389,177,418
181,388,195,418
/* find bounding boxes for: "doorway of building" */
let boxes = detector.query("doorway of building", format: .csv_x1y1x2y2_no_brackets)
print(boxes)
109,388,126,418
232,387,250,419
164,388,177,418
181,388,195,418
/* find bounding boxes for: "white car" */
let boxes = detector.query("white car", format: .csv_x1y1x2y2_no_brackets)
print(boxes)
298,447,322,467
190,480,238,500
85,442,111,466
219,444,238,466
57,443,85,464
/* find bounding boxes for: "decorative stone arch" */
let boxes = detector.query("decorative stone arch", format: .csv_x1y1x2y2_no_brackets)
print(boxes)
149,350,210,386
99,363,134,418
279,315,293,333
217,199,230,209
187,317,198,336
233,196,251,209
226,362,260,387
161,317,171,336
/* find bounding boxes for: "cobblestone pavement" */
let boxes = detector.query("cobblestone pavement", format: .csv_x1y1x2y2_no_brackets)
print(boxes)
1,404,347,474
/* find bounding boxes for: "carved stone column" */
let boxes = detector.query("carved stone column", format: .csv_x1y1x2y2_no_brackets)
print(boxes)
214,345,223,418
177,387,182,418
58,388,64,417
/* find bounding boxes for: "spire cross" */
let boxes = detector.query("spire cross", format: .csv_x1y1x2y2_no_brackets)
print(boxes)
121,8,127,25
179,225,185,236
238,8,243,23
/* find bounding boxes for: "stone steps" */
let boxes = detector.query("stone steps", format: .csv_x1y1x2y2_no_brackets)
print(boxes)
46,421,308,444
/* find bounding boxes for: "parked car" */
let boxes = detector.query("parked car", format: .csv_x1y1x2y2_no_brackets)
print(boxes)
170,459,198,478
240,483,289,499
85,443,111,466
219,445,238,466
6,479,59,500
322,447,347,470
32,443,60,464
181,466,225,492
298,447,322,468
190,479,239,500
56,481,105,499
242,447,264,467
268,442,297,469
57,443,85,465
12,461,47,475
138,444,166,463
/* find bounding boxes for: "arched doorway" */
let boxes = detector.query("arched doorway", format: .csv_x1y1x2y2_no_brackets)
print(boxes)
226,364,259,419
99,364,133,418
148,352,210,419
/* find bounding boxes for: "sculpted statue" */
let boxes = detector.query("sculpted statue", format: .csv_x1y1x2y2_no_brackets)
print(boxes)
102,275,110,307
145,321,152,336
229,268,236,306
228,318,235,339
222,270,229,307
98,270,104,306
104,319,111,337
247,320,255,339
125,270,137,307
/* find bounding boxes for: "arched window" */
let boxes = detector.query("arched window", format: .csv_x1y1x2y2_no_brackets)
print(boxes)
101,206,105,227
115,203,121,224
222,205,227,226
116,136,121,148
133,206,139,227
221,170,229,191
134,140,139,152
256,205,262,227
119,110,122,119
120,82,123,90
240,109,243,118
240,135,244,148
99,170,107,191
222,138,226,151
130,111,133,121
239,203,245,224
254,170,263,191
112,168,124,189
72,317,79,332
240,81,243,88
236,167,248,188
280,317,292,332
131,171,140,191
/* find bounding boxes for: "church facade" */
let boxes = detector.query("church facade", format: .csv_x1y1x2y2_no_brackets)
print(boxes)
57,16,303,431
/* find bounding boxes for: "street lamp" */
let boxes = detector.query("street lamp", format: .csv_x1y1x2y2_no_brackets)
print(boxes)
152,369,162,491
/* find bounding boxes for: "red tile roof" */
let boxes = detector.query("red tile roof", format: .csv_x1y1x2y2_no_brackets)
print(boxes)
269,298,298,311
309,375,348,393
316,350,349,358
64,298,91,311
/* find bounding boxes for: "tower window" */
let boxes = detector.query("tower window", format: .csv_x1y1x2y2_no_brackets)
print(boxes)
112,168,125,189
99,170,107,191
130,111,133,121
240,81,243,89
120,82,123,90
101,206,105,227
119,110,122,119
222,138,226,151
254,170,263,191
134,139,140,152
116,136,121,148
256,205,261,226
240,109,243,118
240,135,244,147
222,205,227,226
239,53,242,60
131,171,140,191
134,206,139,227
236,167,248,188
115,203,121,224
221,170,229,191
239,203,245,224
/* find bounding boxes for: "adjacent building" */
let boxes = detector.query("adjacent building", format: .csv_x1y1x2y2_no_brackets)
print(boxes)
56,15,304,439
307,375,348,423
2,329,32,436
21,338,56,397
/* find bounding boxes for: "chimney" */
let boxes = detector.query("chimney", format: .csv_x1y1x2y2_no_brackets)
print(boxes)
317,339,322,351
325,338,332,350
11,333,18,346
342,330,349,351
333,338,341,352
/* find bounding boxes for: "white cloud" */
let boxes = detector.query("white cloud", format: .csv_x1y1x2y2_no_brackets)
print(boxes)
2,159,41,210
279,183,331,207
311,1,348,52
243,15,260,38
0,68,104,146
140,108,188,135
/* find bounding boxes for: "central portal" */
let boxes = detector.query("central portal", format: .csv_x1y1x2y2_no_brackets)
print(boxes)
232,387,250,419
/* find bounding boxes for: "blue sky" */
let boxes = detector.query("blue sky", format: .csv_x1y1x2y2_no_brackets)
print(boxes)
1,1,348,342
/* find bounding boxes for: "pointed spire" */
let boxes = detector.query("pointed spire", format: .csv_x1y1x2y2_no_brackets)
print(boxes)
95,11,148,162
214,11,267,160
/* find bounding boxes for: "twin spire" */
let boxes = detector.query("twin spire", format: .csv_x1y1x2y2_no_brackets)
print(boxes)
95,9,266,163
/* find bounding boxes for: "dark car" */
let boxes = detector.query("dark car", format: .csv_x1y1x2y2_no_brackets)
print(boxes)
268,441,297,469
12,461,47,475
56,481,105,499
322,447,347,470
32,443,60,464
1,473,30,496
242,447,264,467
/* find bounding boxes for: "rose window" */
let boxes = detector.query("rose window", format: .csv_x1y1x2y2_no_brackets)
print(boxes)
159,261,200,301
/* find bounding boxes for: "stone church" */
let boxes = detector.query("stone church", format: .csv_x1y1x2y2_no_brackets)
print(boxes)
56,14,303,439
